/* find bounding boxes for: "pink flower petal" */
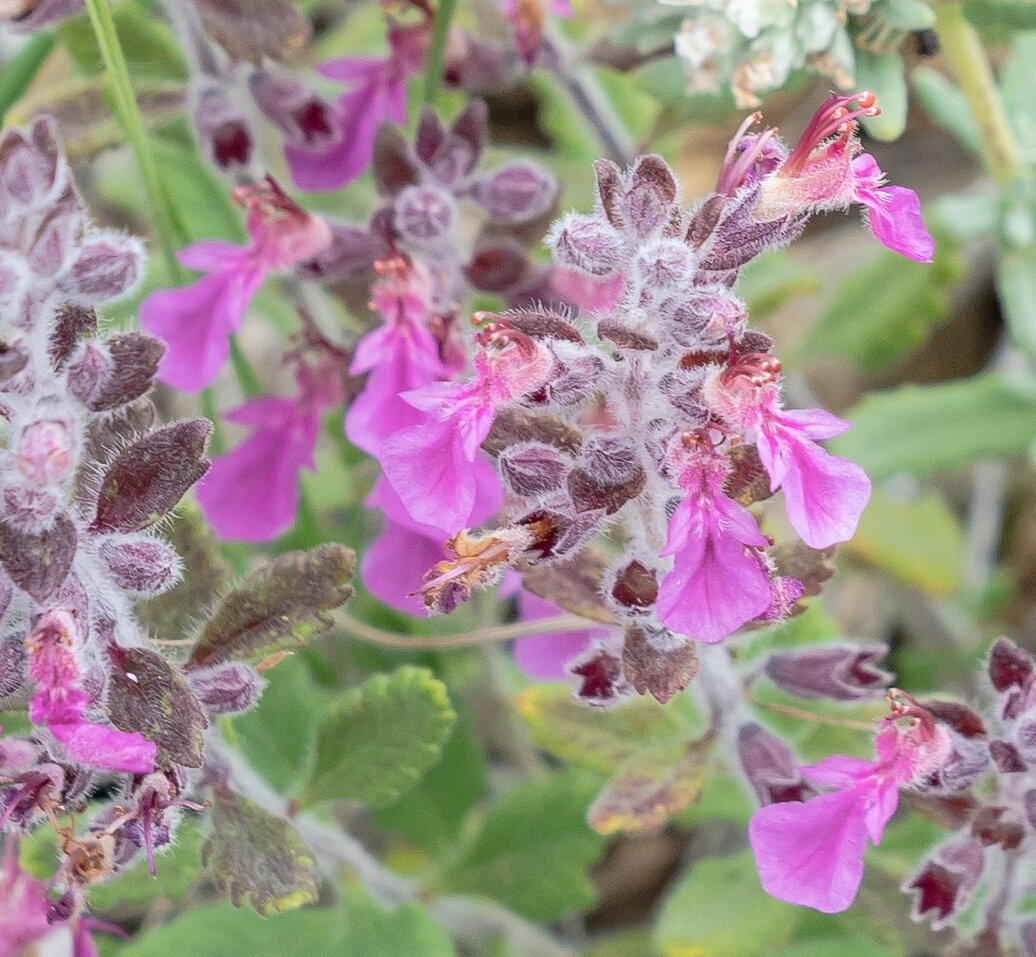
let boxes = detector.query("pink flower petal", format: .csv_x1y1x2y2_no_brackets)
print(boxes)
49,721,156,775
513,591,601,679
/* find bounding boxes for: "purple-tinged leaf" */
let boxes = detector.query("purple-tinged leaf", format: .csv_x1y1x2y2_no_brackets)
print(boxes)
989,636,1033,692
765,645,891,701
48,303,96,371
0,512,76,601
88,332,164,411
185,544,354,669
622,623,697,704
92,419,210,532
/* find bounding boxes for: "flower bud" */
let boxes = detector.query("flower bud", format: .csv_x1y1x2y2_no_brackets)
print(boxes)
499,442,570,497
474,160,557,224
66,236,142,303
570,646,627,707
249,70,336,147
194,88,254,169
16,418,73,484
98,535,181,594
737,723,815,805
547,212,625,278
66,341,111,405
394,185,457,246
188,663,264,715
988,636,1033,692
607,559,659,613
904,837,984,930
763,644,891,702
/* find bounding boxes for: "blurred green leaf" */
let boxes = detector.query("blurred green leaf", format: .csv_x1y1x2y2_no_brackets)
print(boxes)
999,33,1036,153
297,666,456,809
929,190,998,241
847,488,964,595
202,786,318,915
232,655,332,794
881,0,936,30
372,701,487,854
911,67,982,160
656,851,803,957
739,251,820,320
61,5,187,79
770,940,897,957
802,229,962,372
187,544,355,669
964,0,1036,32
832,374,1036,481
516,683,699,775
112,888,455,956
998,244,1036,360
857,50,907,142
438,771,606,922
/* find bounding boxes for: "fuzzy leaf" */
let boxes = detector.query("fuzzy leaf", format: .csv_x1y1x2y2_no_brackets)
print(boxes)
105,646,207,768
296,666,456,809
88,332,164,411
832,374,1036,481
438,771,606,922
92,420,210,532
186,545,354,669
203,786,318,916
588,736,712,836
0,513,76,601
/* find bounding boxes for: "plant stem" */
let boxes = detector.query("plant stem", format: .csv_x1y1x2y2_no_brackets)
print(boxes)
934,3,1019,185
423,0,457,106
0,32,56,124
82,0,183,279
338,610,593,650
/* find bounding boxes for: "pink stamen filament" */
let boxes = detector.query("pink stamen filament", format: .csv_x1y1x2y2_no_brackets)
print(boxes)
783,92,880,175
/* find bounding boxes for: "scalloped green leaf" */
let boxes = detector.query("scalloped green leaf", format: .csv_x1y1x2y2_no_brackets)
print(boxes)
296,666,456,809
186,545,354,669
202,785,318,916
438,771,606,922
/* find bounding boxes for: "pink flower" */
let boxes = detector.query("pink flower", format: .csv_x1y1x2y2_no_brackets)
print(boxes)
381,326,553,531
851,153,935,263
362,471,502,613
749,702,953,913
706,353,871,550
26,611,156,775
656,443,773,642
0,841,50,957
740,93,934,263
346,258,448,458
513,590,601,679
197,360,343,542
141,180,331,392
286,27,426,191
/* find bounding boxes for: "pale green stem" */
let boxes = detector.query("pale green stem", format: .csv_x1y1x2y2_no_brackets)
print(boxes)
82,0,183,278
423,0,457,105
934,3,1019,185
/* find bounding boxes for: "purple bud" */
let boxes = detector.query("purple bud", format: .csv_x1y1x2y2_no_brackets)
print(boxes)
249,70,336,147
474,161,557,224
608,559,658,612
98,535,181,594
464,243,530,293
66,341,112,405
188,663,264,715
989,636,1033,692
971,805,1024,849
990,740,1027,773
569,647,626,706
499,442,570,497
194,88,254,169
547,212,625,278
372,125,419,196
394,185,457,245
631,238,696,299
518,507,603,561
16,418,73,484
904,837,984,930
763,644,891,701
0,340,28,383
737,723,815,805
0,118,60,207
28,211,79,277
66,235,142,302
296,221,385,282
567,437,646,515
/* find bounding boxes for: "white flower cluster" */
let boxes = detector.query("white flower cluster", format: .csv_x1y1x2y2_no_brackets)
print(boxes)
666,0,875,107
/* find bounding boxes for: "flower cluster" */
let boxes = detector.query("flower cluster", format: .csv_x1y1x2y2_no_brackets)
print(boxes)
0,117,264,938
377,93,931,703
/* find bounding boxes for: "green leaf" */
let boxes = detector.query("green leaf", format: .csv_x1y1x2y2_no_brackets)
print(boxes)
801,229,962,372
770,939,897,957
202,785,318,916
964,0,1036,32
999,33,1036,153
911,67,982,160
738,250,820,320
847,488,964,596
297,666,456,809
438,771,606,922
880,0,936,30
929,190,998,242
656,851,803,957
516,683,699,775
832,374,1036,481
998,244,1036,361
231,655,332,795
186,544,355,669
61,4,187,79
111,889,456,957
856,50,907,142
372,701,487,854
